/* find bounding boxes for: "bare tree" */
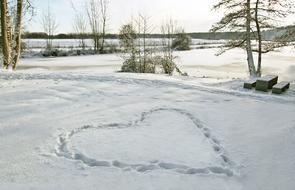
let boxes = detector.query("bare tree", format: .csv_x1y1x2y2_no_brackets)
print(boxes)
86,0,100,53
253,0,294,76
41,3,58,50
246,0,256,76
1,0,11,69
254,0,262,76
71,1,88,50
73,13,87,50
212,0,257,77
212,0,294,77
135,14,153,72
1,0,28,70
12,0,24,69
160,19,183,75
85,0,110,54
161,19,177,74
99,0,109,53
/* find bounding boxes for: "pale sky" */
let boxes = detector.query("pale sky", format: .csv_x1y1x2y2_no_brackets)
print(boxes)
27,0,223,33
27,0,294,34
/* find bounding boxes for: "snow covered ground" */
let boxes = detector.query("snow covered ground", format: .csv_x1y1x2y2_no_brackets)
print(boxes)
0,47,294,190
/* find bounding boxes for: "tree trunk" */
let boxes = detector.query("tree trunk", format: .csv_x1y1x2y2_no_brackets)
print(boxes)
255,0,262,77
95,35,99,53
1,0,11,69
100,19,106,54
246,0,257,77
12,0,23,70
143,25,146,73
99,0,107,54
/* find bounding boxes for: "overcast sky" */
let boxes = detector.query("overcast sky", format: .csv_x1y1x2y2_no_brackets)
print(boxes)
27,0,294,34
27,0,223,33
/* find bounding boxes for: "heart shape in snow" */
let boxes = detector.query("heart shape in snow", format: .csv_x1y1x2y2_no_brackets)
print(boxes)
55,108,234,176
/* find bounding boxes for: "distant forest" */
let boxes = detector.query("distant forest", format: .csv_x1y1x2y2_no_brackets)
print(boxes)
23,25,295,41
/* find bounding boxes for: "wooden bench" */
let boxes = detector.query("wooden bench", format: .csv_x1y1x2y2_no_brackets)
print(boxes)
255,75,278,92
244,79,257,89
272,82,290,94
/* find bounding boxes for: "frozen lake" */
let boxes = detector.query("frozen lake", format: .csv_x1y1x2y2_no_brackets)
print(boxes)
23,38,226,50
19,47,295,81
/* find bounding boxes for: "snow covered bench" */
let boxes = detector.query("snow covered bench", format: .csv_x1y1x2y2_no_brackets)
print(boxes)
255,75,278,92
244,79,256,89
272,82,290,94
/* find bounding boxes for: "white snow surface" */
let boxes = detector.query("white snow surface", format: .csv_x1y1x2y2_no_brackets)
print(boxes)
0,47,295,190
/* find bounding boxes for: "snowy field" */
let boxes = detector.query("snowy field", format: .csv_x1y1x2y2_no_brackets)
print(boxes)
0,47,295,190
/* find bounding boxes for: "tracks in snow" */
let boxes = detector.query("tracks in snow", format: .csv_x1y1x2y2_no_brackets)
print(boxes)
55,108,236,177
1,72,294,104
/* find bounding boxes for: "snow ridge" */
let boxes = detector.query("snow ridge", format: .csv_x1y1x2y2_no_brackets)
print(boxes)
55,108,236,177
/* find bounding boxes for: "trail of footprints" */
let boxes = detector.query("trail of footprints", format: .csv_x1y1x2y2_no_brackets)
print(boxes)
55,108,235,177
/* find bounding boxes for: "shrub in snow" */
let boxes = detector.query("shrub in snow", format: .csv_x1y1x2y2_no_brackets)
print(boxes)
41,49,69,57
159,56,176,75
121,57,156,73
152,55,186,76
119,23,184,75
172,32,192,51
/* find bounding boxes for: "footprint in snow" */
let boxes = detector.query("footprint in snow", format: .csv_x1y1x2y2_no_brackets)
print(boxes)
55,108,236,177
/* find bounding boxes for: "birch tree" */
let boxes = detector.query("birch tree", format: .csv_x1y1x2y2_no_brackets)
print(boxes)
86,0,109,54
99,0,109,53
73,13,87,50
1,0,11,69
41,4,58,50
12,0,24,68
86,0,100,53
71,1,88,50
1,0,26,70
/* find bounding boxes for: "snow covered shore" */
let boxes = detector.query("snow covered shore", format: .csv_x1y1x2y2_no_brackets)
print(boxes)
0,47,294,190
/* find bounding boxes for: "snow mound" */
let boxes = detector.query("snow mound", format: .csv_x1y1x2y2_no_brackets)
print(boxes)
55,108,235,177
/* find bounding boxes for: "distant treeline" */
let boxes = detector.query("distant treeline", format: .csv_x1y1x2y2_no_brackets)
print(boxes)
22,32,245,40
21,25,295,41
22,33,118,39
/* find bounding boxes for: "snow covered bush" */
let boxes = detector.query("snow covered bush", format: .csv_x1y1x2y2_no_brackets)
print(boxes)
119,23,157,73
121,57,156,73
119,21,185,75
159,55,176,75
41,49,69,57
172,31,192,51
